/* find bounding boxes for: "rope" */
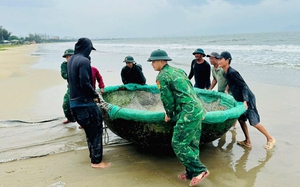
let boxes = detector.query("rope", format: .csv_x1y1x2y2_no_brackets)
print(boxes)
0,118,62,124
103,122,109,145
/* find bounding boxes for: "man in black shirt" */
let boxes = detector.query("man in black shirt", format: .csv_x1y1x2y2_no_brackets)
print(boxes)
188,48,211,89
121,55,146,85
216,51,276,150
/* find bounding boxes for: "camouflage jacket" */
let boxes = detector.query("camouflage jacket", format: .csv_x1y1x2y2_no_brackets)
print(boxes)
156,64,204,121
60,61,68,80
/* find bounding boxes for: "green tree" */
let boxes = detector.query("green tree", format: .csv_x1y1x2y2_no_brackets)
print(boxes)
0,26,12,42
9,35,19,40
25,33,42,43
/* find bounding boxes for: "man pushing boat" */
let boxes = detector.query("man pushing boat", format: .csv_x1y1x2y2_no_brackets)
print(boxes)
148,49,209,186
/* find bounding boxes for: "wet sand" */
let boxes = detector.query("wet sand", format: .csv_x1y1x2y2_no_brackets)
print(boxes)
0,44,65,120
1,45,300,187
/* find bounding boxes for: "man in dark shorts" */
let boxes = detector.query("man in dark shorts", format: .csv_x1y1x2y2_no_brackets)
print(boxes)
216,51,276,150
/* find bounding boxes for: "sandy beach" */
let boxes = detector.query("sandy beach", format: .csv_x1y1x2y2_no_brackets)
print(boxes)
1,44,300,187
0,44,65,120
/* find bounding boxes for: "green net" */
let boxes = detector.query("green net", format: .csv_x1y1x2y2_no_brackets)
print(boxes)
100,83,246,146
102,84,245,124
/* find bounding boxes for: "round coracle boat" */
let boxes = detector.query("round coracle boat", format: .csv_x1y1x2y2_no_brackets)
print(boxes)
99,84,246,147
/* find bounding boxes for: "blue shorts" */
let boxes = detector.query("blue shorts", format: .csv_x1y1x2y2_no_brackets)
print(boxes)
238,98,260,126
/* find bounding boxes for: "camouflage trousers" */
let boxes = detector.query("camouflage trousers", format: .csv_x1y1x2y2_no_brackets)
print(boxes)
62,88,75,121
171,108,207,179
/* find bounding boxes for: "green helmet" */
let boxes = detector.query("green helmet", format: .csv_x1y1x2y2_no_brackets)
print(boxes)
62,48,74,58
123,55,135,63
147,49,172,62
192,48,206,56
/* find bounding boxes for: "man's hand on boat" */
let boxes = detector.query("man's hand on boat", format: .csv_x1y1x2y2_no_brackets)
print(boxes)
100,88,104,94
164,113,171,122
93,97,100,103
243,101,248,109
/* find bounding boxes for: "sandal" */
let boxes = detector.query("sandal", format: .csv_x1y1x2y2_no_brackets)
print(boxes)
189,171,209,186
177,173,188,180
265,139,276,150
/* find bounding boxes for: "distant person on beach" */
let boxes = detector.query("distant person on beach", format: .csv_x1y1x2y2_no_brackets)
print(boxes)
188,48,211,89
60,49,76,124
121,55,146,85
216,51,276,149
67,37,111,168
148,49,209,186
87,56,105,93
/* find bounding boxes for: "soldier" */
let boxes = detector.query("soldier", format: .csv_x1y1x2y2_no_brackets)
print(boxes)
148,49,209,186
60,49,76,124
121,55,146,85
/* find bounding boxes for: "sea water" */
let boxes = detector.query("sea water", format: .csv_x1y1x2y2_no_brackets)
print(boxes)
1,30,300,163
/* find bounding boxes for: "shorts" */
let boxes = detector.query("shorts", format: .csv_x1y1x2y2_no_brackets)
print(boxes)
238,98,260,126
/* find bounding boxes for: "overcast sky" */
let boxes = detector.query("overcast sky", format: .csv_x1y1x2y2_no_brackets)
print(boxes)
1,0,299,38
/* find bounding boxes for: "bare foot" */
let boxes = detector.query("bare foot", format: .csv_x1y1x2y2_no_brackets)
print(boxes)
237,140,252,148
91,162,112,168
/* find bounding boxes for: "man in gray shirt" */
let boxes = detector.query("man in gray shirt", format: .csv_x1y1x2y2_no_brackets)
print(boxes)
208,52,228,93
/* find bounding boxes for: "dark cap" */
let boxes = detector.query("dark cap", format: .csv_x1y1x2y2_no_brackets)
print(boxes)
206,52,219,58
62,48,74,58
215,51,232,60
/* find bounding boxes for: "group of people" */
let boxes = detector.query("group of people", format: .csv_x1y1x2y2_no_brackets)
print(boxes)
59,37,275,186
149,48,276,186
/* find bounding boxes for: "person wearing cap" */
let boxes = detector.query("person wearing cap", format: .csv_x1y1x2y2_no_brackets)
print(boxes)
216,51,276,150
60,49,76,124
188,48,211,89
207,52,228,93
148,49,209,186
121,55,146,85
67,38,111,168
208,52,235,129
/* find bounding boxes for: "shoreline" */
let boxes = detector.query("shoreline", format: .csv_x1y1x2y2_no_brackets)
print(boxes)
1,44,300,186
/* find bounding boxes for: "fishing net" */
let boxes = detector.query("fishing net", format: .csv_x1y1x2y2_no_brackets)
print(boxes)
99,84,246,147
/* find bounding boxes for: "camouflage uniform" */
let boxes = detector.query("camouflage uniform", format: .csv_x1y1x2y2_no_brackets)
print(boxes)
60,61,75,121
156,64,207,179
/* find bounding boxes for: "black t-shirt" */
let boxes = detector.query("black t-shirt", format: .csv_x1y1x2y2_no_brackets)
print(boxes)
121,64,146,85
226,66,254,102
188,59,211,89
